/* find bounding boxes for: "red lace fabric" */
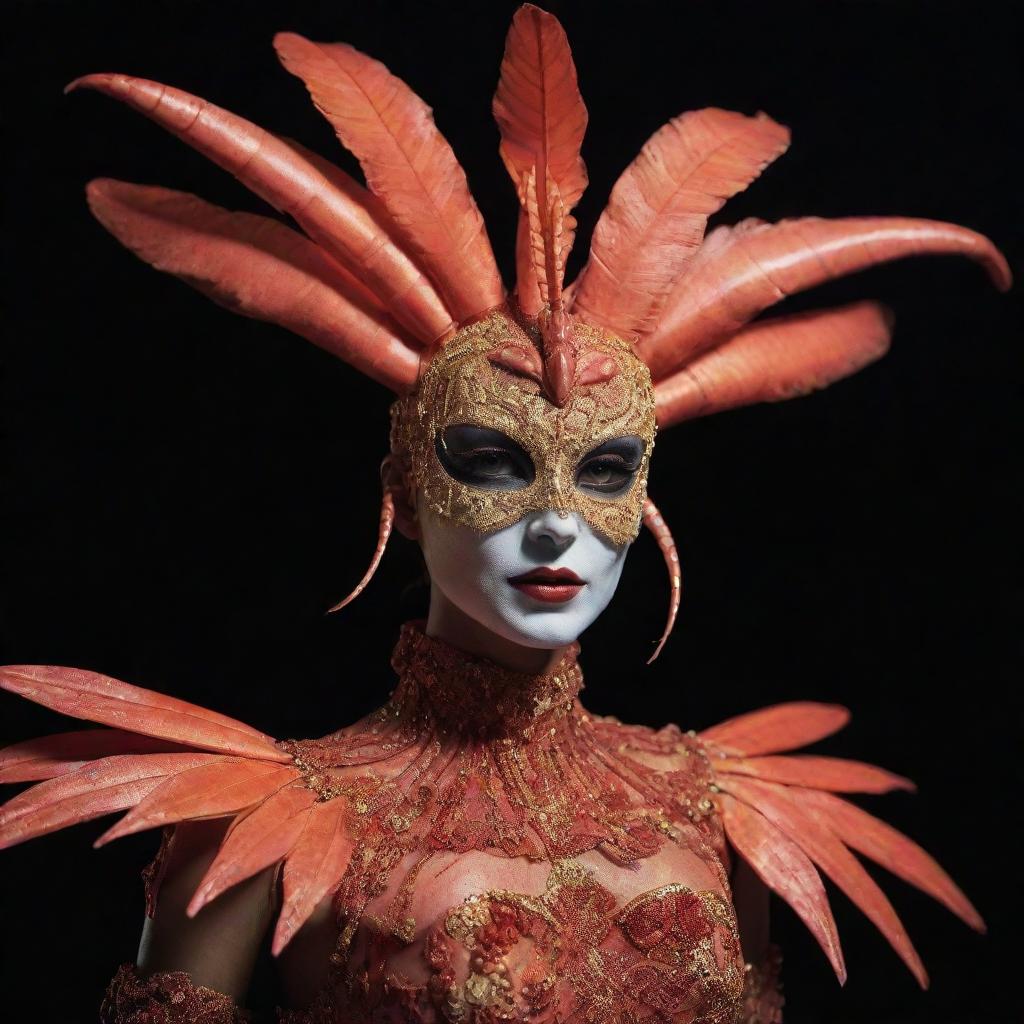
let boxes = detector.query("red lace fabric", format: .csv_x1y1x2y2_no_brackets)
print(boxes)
102,963,251,1023
273,622,749,1023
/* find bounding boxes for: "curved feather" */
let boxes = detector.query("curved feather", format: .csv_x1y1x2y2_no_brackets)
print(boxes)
187,783,318,917
641,216,1011,379
799,788,984,932
654,301,892,426
718,790,846,982
722,775,928,987
494,3,587,308
0,729,188,783
274,33,504,325
66,73,453,344
273,797,356,956
699,701,850,756
0,753,220,848
87,179,422,392
714,753,915,794
95,759,300,845
0,665,286,762
573,109,789,337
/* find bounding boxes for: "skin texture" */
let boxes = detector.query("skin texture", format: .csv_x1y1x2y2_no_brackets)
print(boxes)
418,505,630,653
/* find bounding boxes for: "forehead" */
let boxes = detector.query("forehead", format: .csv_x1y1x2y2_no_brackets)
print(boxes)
416,312,656,457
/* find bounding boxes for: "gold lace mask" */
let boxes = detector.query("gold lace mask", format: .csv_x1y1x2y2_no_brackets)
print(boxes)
391,310,657,546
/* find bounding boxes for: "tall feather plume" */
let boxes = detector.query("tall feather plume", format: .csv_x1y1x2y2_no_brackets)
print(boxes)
274,33,504,326
66,74,455,345
572,109,790,337
87,180,423,392
493,3,588,314
641,216,1012,381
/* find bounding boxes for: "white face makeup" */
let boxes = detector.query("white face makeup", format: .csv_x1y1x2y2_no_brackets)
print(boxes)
418,504,630,650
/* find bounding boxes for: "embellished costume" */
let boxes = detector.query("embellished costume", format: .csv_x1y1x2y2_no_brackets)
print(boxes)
0,5,1009,1022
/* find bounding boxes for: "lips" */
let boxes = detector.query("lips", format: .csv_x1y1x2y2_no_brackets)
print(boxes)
508,566,586,604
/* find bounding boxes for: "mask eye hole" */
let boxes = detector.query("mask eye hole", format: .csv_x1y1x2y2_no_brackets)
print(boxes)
576,436,644,498
436,425,535,491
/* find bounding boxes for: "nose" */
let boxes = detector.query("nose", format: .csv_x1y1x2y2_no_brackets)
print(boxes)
525,509,580,550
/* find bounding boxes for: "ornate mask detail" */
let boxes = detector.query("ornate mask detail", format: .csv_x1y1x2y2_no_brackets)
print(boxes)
391,309,657,547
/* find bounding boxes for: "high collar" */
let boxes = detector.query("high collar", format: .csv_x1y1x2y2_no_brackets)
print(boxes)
389,620,585,741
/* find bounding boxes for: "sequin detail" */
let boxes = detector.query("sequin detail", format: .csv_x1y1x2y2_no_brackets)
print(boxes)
102,963,251,1023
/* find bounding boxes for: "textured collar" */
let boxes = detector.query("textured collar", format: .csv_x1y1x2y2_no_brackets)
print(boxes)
388,620,584,741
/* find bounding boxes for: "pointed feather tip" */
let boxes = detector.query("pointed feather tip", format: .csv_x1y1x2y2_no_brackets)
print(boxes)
64,73,120,96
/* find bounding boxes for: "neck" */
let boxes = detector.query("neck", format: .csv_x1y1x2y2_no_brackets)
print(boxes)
391,620,584,741
425,582,570,674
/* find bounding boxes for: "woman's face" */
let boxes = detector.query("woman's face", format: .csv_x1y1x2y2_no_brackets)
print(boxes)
392,310,658,650
417,427,644,649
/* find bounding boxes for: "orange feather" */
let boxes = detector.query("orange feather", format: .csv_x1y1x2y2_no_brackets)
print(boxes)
722,775,928,987
718,791,846,983
0,665,287,762
86,179,421,393
94,759,300,845
0,729,188,784
799,788,985,932
273,798,356,956
66,74,453,345
654,301,892,427
187,783,318,917
0,752,220,849
714,753,915,794
573,109,789,337
274,33,504,325
699,701,850,756
641,216,1011,379
493,3,588,309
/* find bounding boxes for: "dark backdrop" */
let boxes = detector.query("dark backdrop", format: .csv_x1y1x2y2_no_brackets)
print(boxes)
2,1,1020,1021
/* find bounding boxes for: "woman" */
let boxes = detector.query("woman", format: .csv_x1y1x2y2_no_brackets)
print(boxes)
1,4,1014,1022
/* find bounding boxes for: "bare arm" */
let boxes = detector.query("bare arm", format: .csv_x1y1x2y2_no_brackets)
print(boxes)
136,818,276,1000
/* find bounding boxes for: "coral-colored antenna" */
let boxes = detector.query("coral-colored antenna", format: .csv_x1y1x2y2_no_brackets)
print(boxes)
642,497,681,663
327,491,395,613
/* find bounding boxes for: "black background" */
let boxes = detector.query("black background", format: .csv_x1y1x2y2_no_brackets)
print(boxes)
2,1,1021,1021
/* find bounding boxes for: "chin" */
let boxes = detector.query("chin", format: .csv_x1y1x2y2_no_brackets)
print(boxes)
479,607,594,650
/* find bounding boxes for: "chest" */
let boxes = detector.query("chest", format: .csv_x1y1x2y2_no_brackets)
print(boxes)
279,840,744,1024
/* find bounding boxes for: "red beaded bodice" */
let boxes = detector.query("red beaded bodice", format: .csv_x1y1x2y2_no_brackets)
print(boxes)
274,623,745,1023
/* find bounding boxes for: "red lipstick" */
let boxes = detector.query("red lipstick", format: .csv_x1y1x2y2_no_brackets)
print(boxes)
508,567,586,604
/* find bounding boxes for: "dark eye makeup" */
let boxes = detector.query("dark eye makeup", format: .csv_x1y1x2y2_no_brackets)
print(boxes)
436,425,535,490
437,426,644,497
576,436,644,496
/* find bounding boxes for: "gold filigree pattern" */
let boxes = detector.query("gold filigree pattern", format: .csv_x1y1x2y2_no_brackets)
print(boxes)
390,310,657,546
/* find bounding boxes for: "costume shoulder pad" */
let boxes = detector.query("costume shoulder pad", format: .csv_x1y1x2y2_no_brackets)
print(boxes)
698,701,983,988
0,665,355,956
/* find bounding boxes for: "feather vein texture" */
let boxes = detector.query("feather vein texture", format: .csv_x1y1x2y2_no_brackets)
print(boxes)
573,108,790,336
274,33,504,325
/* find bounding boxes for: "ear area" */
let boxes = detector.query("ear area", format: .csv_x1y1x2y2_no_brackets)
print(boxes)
381,454,419,541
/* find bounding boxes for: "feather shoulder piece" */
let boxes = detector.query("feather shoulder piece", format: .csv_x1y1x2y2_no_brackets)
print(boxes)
0,665,357,957
698,701,984,988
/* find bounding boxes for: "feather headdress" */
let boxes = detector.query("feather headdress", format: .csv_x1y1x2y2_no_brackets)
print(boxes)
63,5,1009,660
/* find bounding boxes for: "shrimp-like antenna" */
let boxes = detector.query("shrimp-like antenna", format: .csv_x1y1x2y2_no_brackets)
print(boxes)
642,496,681,663
327,490,395,613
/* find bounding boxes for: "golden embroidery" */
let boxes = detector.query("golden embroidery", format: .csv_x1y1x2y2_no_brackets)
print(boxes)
274,624,741,1023
391,310,657,546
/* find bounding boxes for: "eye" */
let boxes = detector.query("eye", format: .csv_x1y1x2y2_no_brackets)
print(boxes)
576,436,644,497
436,425,535,491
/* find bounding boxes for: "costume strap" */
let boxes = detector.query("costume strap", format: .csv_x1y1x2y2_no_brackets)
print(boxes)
101,963,251,1024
